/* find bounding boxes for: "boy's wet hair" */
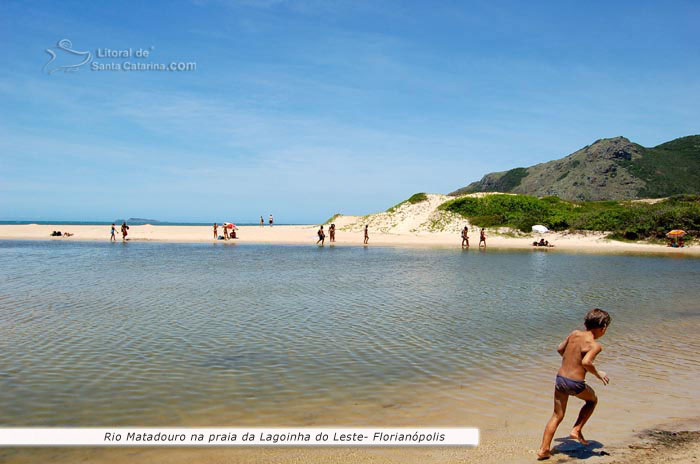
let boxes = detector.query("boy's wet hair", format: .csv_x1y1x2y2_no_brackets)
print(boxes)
584,308,611,330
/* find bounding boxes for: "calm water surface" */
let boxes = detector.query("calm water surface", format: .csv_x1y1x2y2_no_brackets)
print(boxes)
1,240,699,437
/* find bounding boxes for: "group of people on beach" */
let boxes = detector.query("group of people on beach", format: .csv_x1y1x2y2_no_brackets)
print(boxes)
110,222,129,241
50,230,73,237
213,214,275,240
213,222,239,240
316,224,369,246
533,238,555,248
461,226,487,248
260,214,273,226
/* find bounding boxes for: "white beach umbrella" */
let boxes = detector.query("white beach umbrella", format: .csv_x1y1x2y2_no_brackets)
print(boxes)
532,224,549,234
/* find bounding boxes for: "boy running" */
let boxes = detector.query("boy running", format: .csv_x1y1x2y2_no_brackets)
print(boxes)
537,308,611,460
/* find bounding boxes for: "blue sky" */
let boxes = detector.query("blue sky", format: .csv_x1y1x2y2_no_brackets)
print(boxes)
1,0,698,223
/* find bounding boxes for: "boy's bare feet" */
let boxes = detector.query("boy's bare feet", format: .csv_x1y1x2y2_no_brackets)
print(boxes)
570,430,589,445
536,449,551,460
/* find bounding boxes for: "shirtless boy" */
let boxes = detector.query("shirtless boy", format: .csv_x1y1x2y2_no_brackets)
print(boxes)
537,308,611,460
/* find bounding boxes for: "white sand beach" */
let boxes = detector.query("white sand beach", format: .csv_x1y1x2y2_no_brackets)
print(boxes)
1,195,696,256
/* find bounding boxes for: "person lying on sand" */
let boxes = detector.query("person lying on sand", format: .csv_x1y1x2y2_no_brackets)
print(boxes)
533,239,555,247
537,308,611,460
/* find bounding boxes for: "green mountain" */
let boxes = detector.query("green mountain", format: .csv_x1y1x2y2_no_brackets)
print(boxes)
450,135,700,200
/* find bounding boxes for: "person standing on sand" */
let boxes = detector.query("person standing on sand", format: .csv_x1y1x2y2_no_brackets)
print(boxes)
223,225,229,240
213,223,218,239
317,225,325,246
461,226,469,247
121,222,128,241
364,225,369,245
329,223,336,243
537,308,611,460
110,224,116,242
260,216,264,227
479,228,486,247
269,214,274,227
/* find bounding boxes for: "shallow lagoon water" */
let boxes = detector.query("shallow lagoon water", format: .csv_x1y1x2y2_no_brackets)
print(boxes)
1,240,699,461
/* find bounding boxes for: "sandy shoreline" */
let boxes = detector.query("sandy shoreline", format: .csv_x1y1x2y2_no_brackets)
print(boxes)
1,224,697,257
2,417,698,464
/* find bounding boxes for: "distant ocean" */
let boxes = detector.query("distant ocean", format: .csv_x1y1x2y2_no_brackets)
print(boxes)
0,221,289,226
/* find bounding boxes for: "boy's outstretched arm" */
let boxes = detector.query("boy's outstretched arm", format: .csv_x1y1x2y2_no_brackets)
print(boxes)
582,344,609,385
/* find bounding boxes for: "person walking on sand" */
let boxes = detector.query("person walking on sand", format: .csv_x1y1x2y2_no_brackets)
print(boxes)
260,216,264,227
537,308,612,460
110,223,116,242
317,225,326,246
213,223,218,239
461,226,469,247
479,228,486,247
269,214,274,227
329,223,336,243
364,225,369,245
121,221,128,241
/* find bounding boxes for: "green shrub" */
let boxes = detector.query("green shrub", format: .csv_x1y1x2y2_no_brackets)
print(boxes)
439,194,700,239
386,192,429,212
407,192,428,204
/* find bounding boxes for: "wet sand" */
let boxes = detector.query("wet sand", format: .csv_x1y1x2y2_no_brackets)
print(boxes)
0,224,697,256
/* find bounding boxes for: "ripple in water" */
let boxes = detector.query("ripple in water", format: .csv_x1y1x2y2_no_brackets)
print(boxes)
0,240,699,432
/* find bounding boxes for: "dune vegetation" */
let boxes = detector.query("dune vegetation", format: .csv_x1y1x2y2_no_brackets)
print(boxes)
438,194,700,240
386,192,429,213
